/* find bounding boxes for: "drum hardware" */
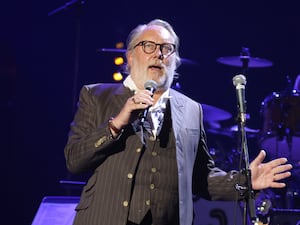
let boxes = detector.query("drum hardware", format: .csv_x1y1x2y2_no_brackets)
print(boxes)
269,208,300,225
255,189,279,225
294,74,300,91
266,183,300,210
217,47,273,71
256,199,272,225
230,125,260,139
197,103,234,170
285,187,300,209
206,125,240,171
48,0,86,16
202,103,232,122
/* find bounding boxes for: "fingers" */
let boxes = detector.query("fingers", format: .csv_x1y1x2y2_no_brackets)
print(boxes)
131,97,138,104
130,90,154,108
273,171,292,181
116,90,154,126
271,171,291,188
273,164,293,175
268,157,290,169
272,163,293,183
250,150,266,167
251,149,291,170
270,182,287,188
270,163,292,189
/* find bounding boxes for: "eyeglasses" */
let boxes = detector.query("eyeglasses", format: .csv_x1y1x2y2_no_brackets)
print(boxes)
134,40,176,57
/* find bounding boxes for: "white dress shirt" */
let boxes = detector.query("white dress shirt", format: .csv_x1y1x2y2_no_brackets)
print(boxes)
123,75,171,138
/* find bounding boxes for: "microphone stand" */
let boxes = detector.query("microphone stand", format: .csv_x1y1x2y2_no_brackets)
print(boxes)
233,64,258,224
238,114,258,225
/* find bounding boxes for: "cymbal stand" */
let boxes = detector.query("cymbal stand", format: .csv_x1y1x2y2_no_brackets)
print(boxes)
240,47,250,76
48,0,86,114
48,0,86,195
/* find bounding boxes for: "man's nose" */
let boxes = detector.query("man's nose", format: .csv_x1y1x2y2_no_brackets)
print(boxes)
155,45,164,60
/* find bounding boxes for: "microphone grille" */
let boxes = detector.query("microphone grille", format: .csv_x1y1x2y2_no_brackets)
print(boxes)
144,80,158,91
232,74,247,87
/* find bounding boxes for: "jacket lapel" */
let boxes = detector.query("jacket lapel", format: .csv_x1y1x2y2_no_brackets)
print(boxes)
169,89,185,140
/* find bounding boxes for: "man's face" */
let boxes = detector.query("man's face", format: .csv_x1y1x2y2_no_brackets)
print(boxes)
127,25,177,91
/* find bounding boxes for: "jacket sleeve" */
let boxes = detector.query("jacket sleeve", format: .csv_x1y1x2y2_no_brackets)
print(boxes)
193,103,246,201
64,85,122,174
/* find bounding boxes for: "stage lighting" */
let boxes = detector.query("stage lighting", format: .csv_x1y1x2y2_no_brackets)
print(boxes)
114,57,124,66
113,72,123,81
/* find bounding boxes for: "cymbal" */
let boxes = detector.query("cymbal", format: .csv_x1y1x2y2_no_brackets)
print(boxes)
202,103,232,122
217,56,273,68
230,125,260,133
98,48,200,65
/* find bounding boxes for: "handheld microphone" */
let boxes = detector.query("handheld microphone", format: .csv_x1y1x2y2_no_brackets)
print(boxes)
140,80,158,125
232,74,247,123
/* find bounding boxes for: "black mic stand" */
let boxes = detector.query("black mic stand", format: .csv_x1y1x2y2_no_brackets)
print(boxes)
235,51,258,224
237,112,258,225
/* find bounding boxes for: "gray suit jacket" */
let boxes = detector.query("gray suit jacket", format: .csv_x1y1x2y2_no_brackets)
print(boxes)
64,83,244,225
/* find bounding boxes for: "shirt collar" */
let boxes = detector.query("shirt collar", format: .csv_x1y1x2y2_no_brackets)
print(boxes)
149,90,171,112
123,75,139,93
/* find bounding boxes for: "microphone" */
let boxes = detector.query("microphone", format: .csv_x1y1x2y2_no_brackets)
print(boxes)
140,80,158,125
232,74,247,123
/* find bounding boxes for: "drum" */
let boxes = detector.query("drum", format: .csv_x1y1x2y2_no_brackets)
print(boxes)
205,125,240,171
259,91,300,162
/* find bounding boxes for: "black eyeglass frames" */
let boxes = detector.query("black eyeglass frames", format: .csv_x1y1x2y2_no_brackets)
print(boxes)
134,41,176,57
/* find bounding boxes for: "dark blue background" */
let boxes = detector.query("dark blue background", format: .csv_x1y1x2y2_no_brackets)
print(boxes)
2,1,299,224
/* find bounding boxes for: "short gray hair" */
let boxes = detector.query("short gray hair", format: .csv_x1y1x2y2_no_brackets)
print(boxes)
125,19,181,73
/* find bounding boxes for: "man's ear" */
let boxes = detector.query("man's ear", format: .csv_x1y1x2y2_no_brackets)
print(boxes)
126,52,132,65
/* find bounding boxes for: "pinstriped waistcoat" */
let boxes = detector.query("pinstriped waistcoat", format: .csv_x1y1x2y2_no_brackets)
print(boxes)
128,103,179,225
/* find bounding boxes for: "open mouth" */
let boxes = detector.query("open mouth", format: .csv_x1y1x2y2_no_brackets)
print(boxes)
148,65,163,70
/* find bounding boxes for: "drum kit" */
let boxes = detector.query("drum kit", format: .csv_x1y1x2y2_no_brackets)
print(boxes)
205,48,300,221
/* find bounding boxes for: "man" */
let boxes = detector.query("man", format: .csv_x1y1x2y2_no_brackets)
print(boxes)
64,19,292,225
